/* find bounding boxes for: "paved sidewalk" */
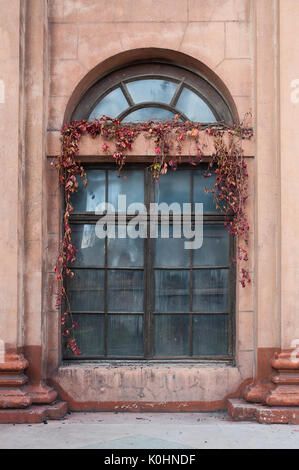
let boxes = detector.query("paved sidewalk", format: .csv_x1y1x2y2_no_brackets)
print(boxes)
0,411,299,449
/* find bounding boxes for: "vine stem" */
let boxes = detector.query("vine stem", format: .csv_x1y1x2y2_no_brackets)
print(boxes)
54,116,253,354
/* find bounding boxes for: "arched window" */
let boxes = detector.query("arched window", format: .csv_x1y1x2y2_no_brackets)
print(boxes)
65,63,235,361
71,63,234,124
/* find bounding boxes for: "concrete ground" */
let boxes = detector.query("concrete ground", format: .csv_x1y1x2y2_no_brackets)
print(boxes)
0,411,299,449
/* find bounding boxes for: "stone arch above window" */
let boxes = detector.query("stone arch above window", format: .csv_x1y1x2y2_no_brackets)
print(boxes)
71,63,235,124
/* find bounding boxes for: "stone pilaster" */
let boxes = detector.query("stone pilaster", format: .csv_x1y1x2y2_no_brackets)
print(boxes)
0,0,66,423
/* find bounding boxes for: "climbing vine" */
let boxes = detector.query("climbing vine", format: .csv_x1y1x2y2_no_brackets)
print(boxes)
53,115,253,355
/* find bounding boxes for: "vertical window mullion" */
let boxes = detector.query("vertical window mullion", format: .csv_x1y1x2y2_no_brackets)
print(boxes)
144,170,155,359
190,171,194,357
228,231,236,359
104,169,108,358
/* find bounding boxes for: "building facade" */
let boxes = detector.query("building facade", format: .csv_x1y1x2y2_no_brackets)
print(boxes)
0,0,299,423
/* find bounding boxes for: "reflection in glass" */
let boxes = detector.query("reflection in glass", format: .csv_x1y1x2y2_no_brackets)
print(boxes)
154,315,189,356
108,169,144,209
107,315,143,356
193,168,217,212
108,230,144,267
64,314,105,358
89,87,128,120
72,170,105,212
177,87,216,123
193,225,229,267
155,270,190,312
154,225,190,268
126,79,178,104
192,314,228,356
122,107,176,122
108,270,144,312
71,224,105,267
68,269,104,312
155,170,191,209
192,269,229,312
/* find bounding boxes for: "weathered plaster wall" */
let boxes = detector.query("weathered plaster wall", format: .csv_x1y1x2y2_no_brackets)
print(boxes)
0,0,25,351
253,0,281,366
50,362,246,411
279,0,299,349
48,0,252,130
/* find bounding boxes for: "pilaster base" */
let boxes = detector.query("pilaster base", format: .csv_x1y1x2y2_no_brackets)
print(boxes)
229,349,299,423
266,386,299,407
0,401,68,424
228,398,299,424
0,353,31,409
0,352,67,422
265,350,299,406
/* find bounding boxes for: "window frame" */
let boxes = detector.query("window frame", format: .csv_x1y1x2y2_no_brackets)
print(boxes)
64,162,236,362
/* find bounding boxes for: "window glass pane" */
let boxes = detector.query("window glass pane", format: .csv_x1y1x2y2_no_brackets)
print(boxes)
108,169,144,209
126,79,178,104
72,170,105,212
89,87,128,120
193,225,229,267
155,170,191,210
108,229,144,267
192,314,228,356
122,107,176,122
108,270,144,312
107,315,143,357
68,269,104,312
71,224,105,267
64,314,104,358
193,269,229,312
154,315,189,356
176,87,216,122
155,225,190,268
155,270,190,312
193,168,217,212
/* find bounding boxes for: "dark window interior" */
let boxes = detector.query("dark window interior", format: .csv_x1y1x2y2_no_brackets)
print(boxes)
64,164,235,360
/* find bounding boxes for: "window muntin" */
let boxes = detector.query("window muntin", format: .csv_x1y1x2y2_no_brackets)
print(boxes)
88,80,217,123
122,107,177,123
64,165,234,360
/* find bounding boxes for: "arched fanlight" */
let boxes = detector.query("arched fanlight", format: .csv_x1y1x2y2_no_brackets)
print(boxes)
72,63,234,125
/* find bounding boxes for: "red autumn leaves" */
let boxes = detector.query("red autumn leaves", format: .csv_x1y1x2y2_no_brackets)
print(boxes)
54,116,253,354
